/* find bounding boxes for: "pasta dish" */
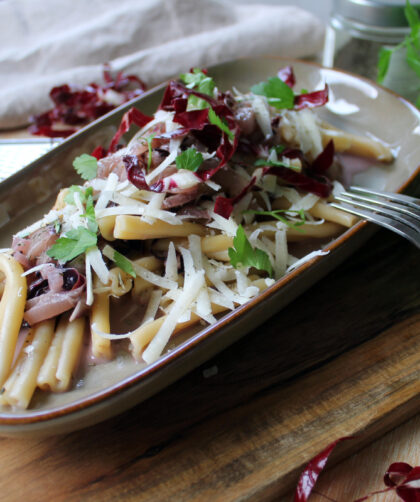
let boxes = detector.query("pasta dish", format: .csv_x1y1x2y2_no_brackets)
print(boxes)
0,67,393,409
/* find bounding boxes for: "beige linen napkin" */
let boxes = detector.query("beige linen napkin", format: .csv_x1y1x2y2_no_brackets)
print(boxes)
0,0,324,128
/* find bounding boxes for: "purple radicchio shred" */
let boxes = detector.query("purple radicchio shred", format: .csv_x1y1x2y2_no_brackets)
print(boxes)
277,65,296,88
294,437,354,502
214,176,256,219
294,85,329,110
311,140,335,175
29,68,147,138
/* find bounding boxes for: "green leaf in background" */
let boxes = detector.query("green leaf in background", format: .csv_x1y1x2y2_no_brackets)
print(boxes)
73,154,98,181
377,47,393,84
228,225,273,276
406,39,420,78
251,76,295,109
175,148,204,172
208,108,235,141
405,0,420,50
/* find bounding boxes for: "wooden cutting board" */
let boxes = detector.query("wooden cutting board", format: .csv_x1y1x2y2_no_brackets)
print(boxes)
0,229,419,501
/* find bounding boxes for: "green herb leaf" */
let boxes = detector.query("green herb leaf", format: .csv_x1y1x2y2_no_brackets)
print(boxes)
112,250,136,277
175,148,204,172
271,145,285,155
73,154,98,181
65,186,94,205
406,39,420,77
47,226,97,262
180,68,215,110
228,225,273,276
405,0,420,49
251,77,295,109
246,208,306,230
377,47,394,84
208,108,234,141
82,194,98,233
300,88,309,94
54,220,61,234
254,158,301,172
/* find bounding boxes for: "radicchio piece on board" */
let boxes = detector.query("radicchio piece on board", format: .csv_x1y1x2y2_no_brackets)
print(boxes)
108,107,153,153
29,68,147,138
214,176,256,219
277,66,296,88
263,165,332,198
294,437,354,502
311,140,335,175
295,85,329,110
384,463,420,502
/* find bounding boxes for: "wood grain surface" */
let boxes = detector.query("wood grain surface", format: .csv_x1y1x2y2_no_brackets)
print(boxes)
0,227,418,502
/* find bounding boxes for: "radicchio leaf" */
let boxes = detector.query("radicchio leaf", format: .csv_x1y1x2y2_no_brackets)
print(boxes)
385,463,420,502
108,107,153,153
311,140,335,175
295,85,329,110
91,146,107,160
294,437,353,502
214,176,256,219
158,80,240,181
263,165,332,198
277,66,296,88
29,68,146,138
123,155,163,192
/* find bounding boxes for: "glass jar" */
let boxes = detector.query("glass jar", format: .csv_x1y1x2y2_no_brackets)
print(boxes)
323,0,420,103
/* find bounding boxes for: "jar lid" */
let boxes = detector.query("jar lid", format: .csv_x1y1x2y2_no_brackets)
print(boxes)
332,0,419,28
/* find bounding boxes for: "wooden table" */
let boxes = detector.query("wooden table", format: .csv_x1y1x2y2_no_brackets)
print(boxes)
0,133,419,501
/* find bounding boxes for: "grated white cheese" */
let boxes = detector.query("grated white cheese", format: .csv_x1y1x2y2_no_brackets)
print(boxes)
85,253,93,306
142,289,163,325
287,250,330,272
15,209,60,238
252,96,272,139
95,173,119,211
142,270,205,364
164,241,178,282
207,211,238,237
145,149,178,184
86,246,110,285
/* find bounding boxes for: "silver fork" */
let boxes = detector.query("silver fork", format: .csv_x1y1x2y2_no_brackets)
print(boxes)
330,186,420,248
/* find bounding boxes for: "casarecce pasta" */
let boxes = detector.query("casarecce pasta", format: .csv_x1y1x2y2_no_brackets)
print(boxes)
0,66,393,409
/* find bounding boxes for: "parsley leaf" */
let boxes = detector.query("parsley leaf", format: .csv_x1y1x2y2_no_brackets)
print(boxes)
47,226,97,262
208,108,234,141
228,225,273,276
175,148,204,172
73,154,98,181
251,77,295,109
246,208,306,230
254,158,301,172
54,220,61,234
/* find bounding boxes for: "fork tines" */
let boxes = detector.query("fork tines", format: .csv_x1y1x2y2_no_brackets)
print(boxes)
330,186,420,248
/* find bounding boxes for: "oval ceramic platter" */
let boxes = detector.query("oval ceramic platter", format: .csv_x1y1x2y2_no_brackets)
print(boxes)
0,57,419,437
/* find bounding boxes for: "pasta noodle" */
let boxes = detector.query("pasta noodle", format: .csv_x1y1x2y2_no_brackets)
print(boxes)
0,66,394,409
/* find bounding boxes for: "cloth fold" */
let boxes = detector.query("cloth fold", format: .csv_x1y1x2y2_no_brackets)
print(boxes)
0,0,325,128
